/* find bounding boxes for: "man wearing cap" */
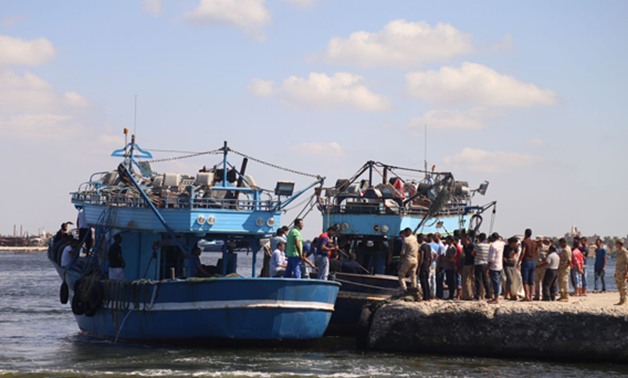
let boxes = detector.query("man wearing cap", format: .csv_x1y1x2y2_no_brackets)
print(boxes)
614,239,628,305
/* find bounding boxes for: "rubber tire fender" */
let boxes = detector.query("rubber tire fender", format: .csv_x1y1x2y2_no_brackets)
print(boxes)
71,279,84,316
83,284,103,317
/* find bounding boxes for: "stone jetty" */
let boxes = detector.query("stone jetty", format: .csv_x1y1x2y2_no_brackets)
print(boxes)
357,292,628,363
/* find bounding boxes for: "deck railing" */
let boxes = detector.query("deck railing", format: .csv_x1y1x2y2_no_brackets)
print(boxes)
72,189,280,212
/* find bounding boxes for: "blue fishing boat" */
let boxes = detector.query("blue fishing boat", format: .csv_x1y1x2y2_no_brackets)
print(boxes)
316,161,496,335
48,131,339,342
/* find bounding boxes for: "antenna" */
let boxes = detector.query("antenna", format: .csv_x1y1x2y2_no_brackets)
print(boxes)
133,94,138,135
424,124,428,174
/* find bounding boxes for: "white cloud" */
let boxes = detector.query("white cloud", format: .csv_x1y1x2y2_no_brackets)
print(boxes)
406,62,556,107
282,0,316,7
410,108,495,130
443,147,541,173
248,78,274,97
0,70,89,140
273,72,390,111
528,138,545,146
0,70,88,113
0,35,55,66
64,91,90,108
0,113,82,140
185,0,270,38
290,142,342,157
142,0,162,16
323,20,473,68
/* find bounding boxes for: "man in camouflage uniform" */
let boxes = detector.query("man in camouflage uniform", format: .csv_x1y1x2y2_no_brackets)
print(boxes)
557,238,572,302
614,239,628,305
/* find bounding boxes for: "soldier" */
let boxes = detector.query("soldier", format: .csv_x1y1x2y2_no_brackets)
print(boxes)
398,227,419,292
557,238,572,302
614,239,628,305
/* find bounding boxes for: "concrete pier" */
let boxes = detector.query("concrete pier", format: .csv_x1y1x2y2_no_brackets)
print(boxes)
358,292,628,363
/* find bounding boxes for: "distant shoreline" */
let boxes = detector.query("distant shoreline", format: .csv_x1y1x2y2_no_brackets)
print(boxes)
0,246,47,252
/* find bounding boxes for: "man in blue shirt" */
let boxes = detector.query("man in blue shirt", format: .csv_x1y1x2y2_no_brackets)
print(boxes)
594,238,607,292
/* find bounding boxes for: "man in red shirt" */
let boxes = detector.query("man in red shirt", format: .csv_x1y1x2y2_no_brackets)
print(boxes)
316,227,337,280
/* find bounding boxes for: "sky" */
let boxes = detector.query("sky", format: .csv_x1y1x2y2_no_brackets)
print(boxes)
1,0,627,239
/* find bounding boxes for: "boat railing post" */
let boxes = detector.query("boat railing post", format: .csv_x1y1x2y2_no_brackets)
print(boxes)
251,238,257,277
221,241,228,276
222,141,228,187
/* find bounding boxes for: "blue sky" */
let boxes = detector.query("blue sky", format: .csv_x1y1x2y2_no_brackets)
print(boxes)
1,0,627,239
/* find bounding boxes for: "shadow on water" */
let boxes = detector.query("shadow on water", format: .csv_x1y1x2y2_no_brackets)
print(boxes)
1,252,628,377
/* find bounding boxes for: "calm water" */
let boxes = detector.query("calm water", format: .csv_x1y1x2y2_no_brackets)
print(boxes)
1,251,626,377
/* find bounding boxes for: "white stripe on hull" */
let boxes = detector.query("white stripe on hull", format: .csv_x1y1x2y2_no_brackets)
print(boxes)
102,299,335,312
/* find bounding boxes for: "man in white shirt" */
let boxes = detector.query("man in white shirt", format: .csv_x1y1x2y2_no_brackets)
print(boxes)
488,233,505,304
473,233,491,300
61,239,80,269
270,241,287,277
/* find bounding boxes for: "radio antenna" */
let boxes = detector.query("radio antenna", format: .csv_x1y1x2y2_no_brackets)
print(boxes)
134,94,138,135
424,124,428,174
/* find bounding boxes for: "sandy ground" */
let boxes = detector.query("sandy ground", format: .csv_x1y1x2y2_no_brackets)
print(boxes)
407,291,628,316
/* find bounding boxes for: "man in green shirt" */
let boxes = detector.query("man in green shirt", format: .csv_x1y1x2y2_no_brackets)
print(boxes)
284,218,304,278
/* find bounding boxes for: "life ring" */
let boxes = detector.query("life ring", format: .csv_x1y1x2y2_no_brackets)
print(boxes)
59,281,69,304
71,280,84,315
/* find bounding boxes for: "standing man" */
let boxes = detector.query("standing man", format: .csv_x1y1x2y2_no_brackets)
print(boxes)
580,238,589,295
108,234,125,280
417,233,432,300
76,206,92,252
593,238,607,292
534,238,549,300
557,238,572,302
487,233,505,304
443,236,457,300
473,233,491,300
539,245,560,301
397,228,419,292
316,227,337,280
517,228,538,302
571,240,584,296
614,239,628,305
284,219,305,279
460,234,475,300
433,233,446,299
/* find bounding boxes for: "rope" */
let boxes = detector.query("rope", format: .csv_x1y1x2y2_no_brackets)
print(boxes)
333,277,399,292
229,148,322,179
145,149,222,164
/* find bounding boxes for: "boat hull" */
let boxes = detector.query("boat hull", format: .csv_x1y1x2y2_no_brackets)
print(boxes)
326,273,400,336
323,213,469,237
56,267,339,342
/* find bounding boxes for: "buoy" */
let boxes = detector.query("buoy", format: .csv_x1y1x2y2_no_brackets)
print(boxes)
60,281,69,304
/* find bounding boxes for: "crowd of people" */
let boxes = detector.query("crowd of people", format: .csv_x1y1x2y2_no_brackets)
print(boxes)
261,219,364,279
395,228,628,305
54,212,628,307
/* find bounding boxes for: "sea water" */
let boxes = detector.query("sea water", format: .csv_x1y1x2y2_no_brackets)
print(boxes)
1,251,626,377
